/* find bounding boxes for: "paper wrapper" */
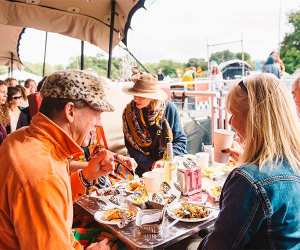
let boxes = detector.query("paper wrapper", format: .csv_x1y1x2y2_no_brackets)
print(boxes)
177,168,202,195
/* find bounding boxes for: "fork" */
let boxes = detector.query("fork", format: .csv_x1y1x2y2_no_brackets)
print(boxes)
117,210,130,229
159,205,168,237
166,209,190,230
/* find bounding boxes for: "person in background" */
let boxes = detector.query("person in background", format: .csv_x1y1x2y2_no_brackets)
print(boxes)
4,77,18,87
271,50,285,77
5,86,30,134
16,84,29,108
199,73,300,249
0,80,8,144
182,66,196,86
0,70,116,250
24,78,37,96
292,75,300,117
122,73,187,176
27,77,46,119
157,68,165,81
209,61,223,91
262,52,281,78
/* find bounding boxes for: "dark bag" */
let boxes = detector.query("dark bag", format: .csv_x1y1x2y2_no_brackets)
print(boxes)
150,118,172,161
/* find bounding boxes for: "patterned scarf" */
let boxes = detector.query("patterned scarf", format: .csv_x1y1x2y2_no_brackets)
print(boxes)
123,100,173,157
0,104,9,127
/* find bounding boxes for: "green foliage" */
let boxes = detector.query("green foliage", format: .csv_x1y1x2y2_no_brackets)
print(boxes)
280,9,300,74
67,54,122,79
235,52,251,62
210,50,252,64
145,60,186,77
209,50,236,64
209,50,255,68
24,62,64,76
14,50,256,80
144,63,158,74
157,60,183,77
185,58,208,71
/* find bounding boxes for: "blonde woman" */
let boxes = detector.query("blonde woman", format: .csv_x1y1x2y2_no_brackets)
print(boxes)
199,73,300,249
123,73,187,176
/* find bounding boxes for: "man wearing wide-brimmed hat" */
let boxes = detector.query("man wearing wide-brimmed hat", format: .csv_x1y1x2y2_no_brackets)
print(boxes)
122,73,187,176
0,70,118,249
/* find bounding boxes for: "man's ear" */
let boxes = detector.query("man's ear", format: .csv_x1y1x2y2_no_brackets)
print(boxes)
64,102,75,123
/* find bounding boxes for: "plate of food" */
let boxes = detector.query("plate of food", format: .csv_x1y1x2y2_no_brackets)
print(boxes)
94,207,138,225
127,191,148,206
167,201,213,222
125,180,145,193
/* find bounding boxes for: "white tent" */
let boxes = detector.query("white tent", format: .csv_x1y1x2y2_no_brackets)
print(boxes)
0,0,145,52
0,24,23,70
0,70,42,83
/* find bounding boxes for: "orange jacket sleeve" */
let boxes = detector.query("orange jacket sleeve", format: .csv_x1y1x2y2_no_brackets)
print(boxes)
71,170,86,202
12,175,83,250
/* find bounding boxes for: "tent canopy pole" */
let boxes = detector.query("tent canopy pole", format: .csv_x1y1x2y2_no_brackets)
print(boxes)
42,32,48,77
119,44,149,73
10,52,13,77
107,0,116,79
80,40,84,70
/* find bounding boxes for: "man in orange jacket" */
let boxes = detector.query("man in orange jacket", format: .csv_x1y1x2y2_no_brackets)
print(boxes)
0,70,119,250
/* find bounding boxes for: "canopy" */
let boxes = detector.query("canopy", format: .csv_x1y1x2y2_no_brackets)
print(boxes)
0,0,145,52
0,23,24,70
219,59,252,80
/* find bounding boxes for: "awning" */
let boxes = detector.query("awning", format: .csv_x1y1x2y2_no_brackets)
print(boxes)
0,23,24,69
0,0,145,52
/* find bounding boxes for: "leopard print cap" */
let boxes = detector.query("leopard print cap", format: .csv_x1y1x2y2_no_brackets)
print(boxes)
40,70,114,112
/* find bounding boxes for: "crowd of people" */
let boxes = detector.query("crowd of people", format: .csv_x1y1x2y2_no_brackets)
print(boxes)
0,70,188,249
0,69,300,249
0,78,38,144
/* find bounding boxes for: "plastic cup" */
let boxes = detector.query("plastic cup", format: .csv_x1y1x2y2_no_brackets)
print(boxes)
203,145,214,164
195,152,210,168
214,129,234,163
142,171,163,193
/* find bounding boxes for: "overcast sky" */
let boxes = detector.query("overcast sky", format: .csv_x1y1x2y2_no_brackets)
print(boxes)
19,0,300,65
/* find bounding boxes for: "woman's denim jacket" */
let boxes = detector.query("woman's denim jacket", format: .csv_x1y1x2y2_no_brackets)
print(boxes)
199,160,300,249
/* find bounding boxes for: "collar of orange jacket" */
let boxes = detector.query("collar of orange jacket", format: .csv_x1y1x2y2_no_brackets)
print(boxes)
30,113,83,159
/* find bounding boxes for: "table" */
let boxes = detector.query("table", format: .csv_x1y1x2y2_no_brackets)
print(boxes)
76,195,218,250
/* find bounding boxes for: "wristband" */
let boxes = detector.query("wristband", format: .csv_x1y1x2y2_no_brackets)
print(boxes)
79,170,93,188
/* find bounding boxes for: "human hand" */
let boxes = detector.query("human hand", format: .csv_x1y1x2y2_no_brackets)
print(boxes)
115,154,137,172
152,160,164,169
86,239,110,250
82,149,114,181
221,141,243,162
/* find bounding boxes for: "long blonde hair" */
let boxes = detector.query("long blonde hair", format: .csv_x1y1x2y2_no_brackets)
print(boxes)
150,99,162,111
226,73,300,171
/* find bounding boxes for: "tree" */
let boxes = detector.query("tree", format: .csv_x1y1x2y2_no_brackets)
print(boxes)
24,62,63,76
185,58,208,71
235,52,251,63
66,54,122,79
280,9,300,74
209,50,235,64
157,60,184,77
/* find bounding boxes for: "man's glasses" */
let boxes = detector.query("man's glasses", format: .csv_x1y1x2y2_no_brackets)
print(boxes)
238,80,248,94
12,96,22,100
